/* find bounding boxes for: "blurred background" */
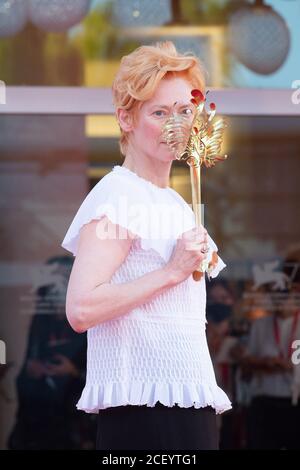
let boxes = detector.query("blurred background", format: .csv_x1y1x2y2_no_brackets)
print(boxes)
0,0,299,450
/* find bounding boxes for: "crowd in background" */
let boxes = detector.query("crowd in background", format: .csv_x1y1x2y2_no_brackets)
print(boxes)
5,248,300,450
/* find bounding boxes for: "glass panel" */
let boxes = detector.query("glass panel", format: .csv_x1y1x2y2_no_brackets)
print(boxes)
0,112,299,449
0,0,299,88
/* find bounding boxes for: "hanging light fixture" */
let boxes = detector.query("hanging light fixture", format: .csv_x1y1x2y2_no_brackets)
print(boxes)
228,0,290,75
28,0,91,33
111,0,171,27
0,0,27,37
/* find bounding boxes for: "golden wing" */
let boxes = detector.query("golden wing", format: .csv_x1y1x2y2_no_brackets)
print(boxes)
188,117,227,168
161,90,228,168
161,114,192,160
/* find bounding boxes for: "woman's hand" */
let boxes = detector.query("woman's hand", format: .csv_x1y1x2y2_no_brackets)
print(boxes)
165,226,209,283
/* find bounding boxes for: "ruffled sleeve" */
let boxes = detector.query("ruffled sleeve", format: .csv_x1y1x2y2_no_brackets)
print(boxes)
60,169,188,260
61,171,144,257
205,233,227,279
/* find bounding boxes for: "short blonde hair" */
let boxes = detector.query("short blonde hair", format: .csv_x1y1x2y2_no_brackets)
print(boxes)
112,41,207,156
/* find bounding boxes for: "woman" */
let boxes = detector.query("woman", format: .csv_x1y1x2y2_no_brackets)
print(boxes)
61,41,231,450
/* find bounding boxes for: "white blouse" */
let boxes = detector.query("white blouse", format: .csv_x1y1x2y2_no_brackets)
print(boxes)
61,165,232,414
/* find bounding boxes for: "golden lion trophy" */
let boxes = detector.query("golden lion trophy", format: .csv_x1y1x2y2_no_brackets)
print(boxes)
162,89,228,281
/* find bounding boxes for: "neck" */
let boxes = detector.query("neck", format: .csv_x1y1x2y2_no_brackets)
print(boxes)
122,148,172,189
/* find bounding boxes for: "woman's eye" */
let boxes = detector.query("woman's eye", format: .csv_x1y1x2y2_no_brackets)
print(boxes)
182,108,192,115
153,110,166,117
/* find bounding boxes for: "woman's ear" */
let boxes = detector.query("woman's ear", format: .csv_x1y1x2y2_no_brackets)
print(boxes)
117,109,134,132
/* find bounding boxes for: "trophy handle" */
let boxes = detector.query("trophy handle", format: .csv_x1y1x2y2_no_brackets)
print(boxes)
161,89,228,284
189,162,204,282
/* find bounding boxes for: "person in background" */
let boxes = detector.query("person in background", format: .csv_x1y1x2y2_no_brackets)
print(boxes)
241,252,300,449
8,256,93,449
206,281,235,396
206,280,238,448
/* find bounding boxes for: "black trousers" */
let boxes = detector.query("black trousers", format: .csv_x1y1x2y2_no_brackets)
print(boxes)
96,402,219,450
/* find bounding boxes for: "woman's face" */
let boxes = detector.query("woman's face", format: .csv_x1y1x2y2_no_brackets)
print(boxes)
128,76,196,162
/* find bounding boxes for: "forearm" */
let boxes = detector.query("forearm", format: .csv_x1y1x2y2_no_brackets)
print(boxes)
75,266,180,331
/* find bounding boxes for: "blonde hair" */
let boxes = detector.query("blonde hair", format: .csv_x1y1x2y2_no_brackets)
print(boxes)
111,41,207,156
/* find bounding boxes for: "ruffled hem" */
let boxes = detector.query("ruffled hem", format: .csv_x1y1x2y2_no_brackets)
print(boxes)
76,381,232,415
